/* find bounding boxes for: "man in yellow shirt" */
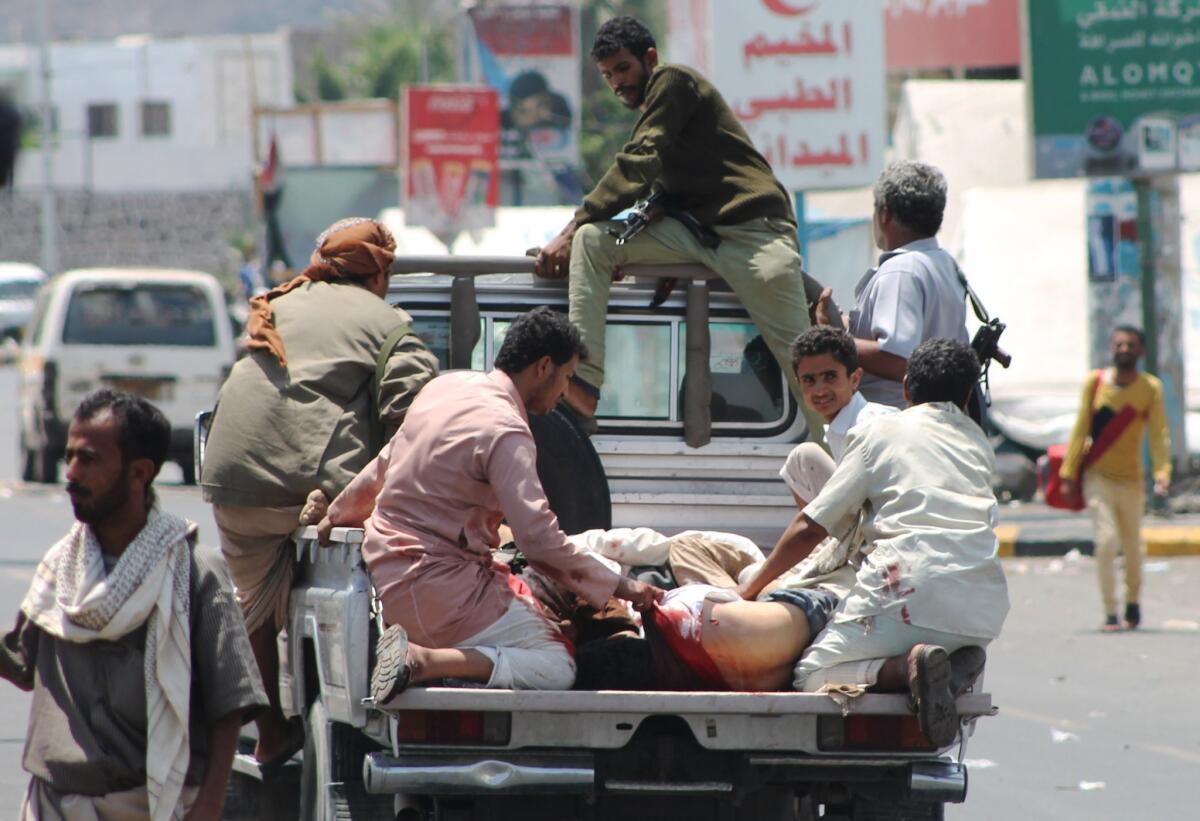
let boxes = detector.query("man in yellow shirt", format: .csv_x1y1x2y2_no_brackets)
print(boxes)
1060,326,1170,632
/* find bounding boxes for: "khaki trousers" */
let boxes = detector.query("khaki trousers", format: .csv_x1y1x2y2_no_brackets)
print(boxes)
1083,470,1145,617
212,503,304,634
568,216,826,440
667,534,761,588
795,616,987,693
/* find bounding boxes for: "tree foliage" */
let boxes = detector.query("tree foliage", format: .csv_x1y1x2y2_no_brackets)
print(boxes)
302,0,667,190
304,13,455,102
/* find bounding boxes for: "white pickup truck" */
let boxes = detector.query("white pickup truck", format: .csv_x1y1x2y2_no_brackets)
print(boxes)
224,526,992,821
208,257,997,820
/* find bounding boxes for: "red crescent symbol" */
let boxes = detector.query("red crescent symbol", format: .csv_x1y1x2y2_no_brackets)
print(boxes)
763,0,818,15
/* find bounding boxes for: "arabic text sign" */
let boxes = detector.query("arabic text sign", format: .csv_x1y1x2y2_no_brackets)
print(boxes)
884,0,1020,70
712,0,885,190
1027,0,1200,178
403,86,500,235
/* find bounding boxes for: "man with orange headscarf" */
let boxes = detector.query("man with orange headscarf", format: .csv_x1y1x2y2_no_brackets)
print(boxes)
200,217,438,771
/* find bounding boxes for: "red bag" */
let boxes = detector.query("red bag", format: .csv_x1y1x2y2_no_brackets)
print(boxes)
1038,372,1102,512
1040,444,1084,511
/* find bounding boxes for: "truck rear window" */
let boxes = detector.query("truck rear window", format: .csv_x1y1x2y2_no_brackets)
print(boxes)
63,284,216,346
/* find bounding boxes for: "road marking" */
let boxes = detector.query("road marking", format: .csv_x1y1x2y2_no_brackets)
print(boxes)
1000,705,1087,730
1003,705,1200,764
1136,742,1200,766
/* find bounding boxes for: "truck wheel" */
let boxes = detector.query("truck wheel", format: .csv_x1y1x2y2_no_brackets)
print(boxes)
300,698,391,821
529,406,612,533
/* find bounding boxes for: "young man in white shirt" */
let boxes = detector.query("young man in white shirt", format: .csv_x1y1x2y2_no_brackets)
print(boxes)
780,327,895,510
741,339,1007,746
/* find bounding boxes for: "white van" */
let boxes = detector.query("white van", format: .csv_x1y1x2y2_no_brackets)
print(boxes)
19,268,235,484
0,262,48,342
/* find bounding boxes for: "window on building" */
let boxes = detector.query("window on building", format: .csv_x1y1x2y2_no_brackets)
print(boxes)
140,101,171,137
86,103,118,138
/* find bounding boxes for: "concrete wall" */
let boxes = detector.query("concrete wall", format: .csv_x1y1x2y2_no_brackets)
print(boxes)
1,31,292,192
0,190,250,275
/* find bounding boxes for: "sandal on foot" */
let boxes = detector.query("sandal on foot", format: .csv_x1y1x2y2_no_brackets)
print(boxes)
949,646,987,698
907,644,957,747
371,624,413,706
1124,603,1141,630
1102,614,1121,633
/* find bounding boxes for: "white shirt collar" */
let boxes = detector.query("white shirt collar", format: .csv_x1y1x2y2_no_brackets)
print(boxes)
827,391,869,436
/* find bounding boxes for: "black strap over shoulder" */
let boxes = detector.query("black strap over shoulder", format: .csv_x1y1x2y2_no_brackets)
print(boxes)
368,323,414,454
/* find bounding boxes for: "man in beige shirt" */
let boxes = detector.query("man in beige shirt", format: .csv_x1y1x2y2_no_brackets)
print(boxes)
201,218,437,769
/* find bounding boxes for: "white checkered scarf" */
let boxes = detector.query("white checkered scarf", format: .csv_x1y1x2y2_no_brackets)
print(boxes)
21,505,193,821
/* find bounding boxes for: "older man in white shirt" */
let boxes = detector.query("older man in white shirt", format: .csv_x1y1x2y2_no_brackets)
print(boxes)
819,161,969,409
740,338,1008,746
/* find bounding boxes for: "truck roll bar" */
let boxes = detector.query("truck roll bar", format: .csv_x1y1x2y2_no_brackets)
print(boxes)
387,255,717,447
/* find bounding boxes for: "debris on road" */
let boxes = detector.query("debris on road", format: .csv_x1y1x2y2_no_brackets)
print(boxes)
1162,619,1200,632
1051,729,1080,743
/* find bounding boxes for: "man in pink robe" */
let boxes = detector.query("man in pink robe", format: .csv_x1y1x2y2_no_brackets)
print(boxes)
319,307,661,698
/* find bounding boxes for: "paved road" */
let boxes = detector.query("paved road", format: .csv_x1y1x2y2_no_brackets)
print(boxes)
1,365,1198,818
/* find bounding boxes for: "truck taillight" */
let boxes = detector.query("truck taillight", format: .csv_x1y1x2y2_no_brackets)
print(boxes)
396,710,511,746
817,714,939,752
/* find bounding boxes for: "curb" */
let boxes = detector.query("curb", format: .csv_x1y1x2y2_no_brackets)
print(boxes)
995,524,1200,558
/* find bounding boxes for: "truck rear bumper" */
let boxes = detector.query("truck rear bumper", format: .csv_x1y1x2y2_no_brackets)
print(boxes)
364,751,594,795
362,751,967,804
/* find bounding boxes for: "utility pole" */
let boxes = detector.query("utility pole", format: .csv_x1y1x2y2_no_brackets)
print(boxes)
35,0,58,275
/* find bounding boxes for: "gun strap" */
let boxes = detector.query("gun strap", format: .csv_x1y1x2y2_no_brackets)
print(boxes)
369,322,414,453
953,261,991,324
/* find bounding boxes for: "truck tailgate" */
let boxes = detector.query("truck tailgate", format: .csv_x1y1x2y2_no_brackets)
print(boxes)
373,687,993,753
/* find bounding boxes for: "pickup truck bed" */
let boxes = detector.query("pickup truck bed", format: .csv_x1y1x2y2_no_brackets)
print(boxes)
263,528,993,821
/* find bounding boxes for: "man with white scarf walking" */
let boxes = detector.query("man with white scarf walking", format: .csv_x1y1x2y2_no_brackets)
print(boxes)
0,390,267,820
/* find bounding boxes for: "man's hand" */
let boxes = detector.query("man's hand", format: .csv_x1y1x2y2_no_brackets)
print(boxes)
535,222,577,279
316,515,335,546
814,287,842,327
1154,477,1170,497
299,489,329,525
614,576,665,612
735,578,758,602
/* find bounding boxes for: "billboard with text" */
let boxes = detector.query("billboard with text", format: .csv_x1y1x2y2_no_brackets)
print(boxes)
402,86,499,236
1027,0,1200,178
885,0,1020,70
710,0,886,190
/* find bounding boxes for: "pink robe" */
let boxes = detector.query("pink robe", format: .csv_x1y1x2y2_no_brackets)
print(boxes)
327,370,620,647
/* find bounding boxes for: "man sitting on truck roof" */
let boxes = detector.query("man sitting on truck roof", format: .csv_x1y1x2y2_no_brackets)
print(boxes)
317,307,663,701
738,338,1007,746
531,15,826,442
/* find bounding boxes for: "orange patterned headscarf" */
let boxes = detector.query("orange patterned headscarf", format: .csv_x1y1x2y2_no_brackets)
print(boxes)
246,217,396,367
